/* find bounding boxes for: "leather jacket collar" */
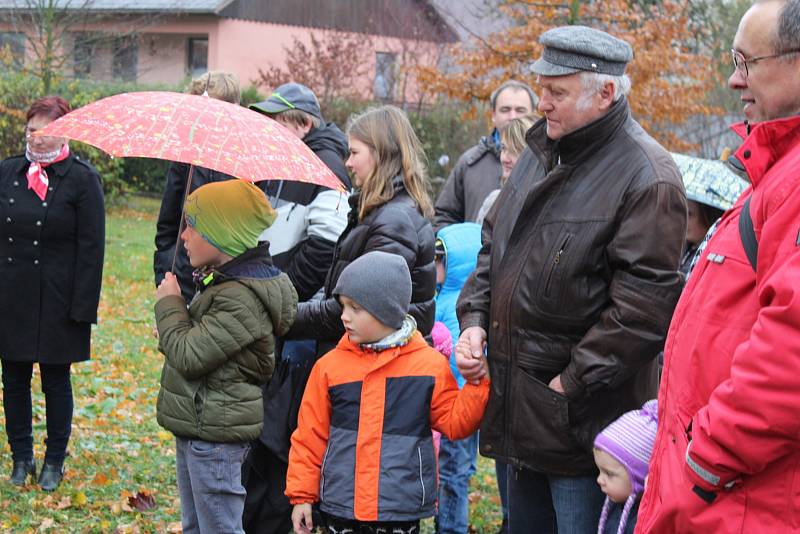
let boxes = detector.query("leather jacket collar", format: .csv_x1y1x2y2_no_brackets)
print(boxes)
527,97,630,169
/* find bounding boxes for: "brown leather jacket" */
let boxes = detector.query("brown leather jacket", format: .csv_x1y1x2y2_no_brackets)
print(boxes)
457,99,687,475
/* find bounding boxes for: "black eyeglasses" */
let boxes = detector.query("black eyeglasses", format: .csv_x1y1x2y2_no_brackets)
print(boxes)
731,48,800,77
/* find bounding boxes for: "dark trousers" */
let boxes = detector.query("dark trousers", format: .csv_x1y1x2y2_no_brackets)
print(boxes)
1,360,73,465
507,466,604,534
324,514,420,534
241,440,293,534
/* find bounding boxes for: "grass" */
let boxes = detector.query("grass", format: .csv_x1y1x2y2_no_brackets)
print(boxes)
0,195,503,533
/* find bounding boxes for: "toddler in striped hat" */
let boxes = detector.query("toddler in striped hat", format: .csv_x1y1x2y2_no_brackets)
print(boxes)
593,399,658,534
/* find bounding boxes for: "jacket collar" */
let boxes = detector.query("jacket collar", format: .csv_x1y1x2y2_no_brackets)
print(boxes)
12,153,75,177
336,328,429,360
349,174,407,217
730,115,800,188
196,243,276,289
527,97,630,168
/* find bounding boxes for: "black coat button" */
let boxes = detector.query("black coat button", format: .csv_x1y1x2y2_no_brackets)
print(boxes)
33,240,38,246
8,198,14,204
13,180,18,187
5,217,10,223
36,220,42,226
6,257,12,263
743,150,751,159
33,259,39,265
42,202,47,207
7,237,12,243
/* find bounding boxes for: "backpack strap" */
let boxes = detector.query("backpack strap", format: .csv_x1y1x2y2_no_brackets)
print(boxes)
739,196,758,271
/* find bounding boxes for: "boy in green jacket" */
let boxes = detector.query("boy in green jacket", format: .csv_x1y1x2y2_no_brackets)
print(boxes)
154,179,297,534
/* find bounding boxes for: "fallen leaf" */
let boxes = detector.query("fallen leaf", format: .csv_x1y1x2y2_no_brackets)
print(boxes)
127,490,156,511
73,491,88,507
38,518,55,531
157,430,173,442
92,471,111,486
166,522,182,533
55,496,72,510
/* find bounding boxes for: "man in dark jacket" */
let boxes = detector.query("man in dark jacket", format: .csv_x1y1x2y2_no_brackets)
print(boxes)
455,26,687,534
244,82,351,534
434,79,537,230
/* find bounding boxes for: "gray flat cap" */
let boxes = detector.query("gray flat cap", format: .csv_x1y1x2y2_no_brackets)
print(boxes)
531,26,633,77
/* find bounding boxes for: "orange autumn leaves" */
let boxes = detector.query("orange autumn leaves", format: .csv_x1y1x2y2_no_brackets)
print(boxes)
417,0,721,151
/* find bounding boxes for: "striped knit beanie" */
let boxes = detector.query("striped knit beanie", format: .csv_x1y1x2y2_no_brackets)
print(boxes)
594,399,658,534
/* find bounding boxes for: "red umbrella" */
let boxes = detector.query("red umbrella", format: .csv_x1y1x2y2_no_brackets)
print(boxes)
36,91,348,271
35,90,345,191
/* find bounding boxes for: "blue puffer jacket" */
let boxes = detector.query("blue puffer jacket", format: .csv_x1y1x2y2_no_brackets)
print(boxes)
434,222,482,388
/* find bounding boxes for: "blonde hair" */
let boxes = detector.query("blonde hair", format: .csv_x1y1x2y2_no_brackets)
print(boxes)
347,105,433,220
188,71,241,104
499,114,538,158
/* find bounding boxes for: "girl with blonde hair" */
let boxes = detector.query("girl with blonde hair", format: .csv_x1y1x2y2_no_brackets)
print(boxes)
288,104,436,352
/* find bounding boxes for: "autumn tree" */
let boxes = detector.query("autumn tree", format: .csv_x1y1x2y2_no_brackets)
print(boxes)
256,31,370,110
417,0,722,151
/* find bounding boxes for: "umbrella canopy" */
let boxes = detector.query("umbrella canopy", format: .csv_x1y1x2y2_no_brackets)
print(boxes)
671,153,748,211
36,91,345,192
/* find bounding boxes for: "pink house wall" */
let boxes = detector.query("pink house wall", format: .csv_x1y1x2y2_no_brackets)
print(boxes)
210,18,443,101
1,15,444,102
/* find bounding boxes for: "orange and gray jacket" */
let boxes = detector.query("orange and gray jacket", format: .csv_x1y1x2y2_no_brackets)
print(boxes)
285,331,489,522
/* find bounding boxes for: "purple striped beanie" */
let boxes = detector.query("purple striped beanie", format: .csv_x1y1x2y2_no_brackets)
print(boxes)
593,399,658,495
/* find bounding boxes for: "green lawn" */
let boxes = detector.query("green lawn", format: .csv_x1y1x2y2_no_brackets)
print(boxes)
0,196,503,533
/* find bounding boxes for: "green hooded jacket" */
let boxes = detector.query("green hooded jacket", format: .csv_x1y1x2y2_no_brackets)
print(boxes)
155,245,297,442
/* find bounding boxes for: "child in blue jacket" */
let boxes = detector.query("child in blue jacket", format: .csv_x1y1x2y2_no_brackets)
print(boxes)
433,222,483,534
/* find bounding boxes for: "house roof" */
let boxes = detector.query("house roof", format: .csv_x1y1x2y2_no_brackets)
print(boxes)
219,0,458,43
0,0,457,42
0,0,221,13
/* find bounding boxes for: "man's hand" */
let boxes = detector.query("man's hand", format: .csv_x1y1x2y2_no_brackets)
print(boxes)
291,503,314,534
455,326,488,384
549,374,565,394
156,272,182,302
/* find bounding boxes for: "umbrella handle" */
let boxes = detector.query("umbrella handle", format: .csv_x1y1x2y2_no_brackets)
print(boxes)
171,164,196,274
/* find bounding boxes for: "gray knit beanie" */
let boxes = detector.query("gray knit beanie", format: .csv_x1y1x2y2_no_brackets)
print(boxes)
333,251,412,329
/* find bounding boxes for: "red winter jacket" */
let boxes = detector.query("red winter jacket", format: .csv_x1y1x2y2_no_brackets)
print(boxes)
636,116,800,533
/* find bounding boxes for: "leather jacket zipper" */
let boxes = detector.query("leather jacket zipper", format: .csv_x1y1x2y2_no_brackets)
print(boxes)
544,233,572,296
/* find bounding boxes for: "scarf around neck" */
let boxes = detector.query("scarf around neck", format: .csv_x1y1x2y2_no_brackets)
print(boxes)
25,143,70,201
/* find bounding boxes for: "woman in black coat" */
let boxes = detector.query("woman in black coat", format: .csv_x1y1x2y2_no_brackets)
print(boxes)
0,96,105,491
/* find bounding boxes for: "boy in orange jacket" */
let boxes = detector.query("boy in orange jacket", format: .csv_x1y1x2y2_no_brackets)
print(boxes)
286,251,489,534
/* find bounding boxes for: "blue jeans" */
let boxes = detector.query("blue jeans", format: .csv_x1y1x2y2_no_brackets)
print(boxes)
175,437,250,534
496,460,509,523
507,466,604,534
436,432,478,534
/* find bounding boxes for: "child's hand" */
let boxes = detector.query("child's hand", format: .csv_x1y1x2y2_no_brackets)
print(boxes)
156,272,182,302
291,503,314,534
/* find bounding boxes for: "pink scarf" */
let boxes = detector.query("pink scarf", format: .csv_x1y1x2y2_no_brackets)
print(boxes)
26,143,70,201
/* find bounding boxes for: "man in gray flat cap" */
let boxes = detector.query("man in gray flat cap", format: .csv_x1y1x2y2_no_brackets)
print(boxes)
454,25,687,533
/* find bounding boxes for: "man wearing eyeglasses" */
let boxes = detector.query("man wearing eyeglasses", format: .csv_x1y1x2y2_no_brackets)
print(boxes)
637,1,800,532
